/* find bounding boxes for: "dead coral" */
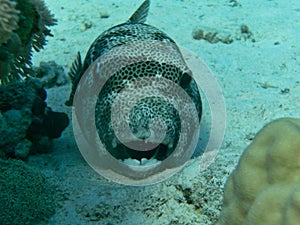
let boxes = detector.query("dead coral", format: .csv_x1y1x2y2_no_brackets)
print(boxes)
192,29,233,44
34,61,68,88
236,24,255,42
192,24,255,44
0,0,56,85
0,0,20,45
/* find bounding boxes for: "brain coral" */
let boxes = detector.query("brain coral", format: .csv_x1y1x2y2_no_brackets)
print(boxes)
217,118,300,225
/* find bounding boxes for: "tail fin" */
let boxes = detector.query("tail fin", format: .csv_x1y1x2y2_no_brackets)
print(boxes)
128,0,150,24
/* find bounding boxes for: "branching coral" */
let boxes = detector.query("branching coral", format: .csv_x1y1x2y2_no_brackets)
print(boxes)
0,0,56,85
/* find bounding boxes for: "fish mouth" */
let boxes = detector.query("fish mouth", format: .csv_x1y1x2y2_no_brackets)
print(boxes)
109,138,175,166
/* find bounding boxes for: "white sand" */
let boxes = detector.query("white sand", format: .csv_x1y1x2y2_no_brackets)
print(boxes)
29,0,300,224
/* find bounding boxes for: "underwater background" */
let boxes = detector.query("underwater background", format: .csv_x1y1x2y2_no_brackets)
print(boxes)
0,0,299,224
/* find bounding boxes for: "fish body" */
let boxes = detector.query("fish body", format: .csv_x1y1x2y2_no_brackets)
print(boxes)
67,0,202,163
66,0,175,106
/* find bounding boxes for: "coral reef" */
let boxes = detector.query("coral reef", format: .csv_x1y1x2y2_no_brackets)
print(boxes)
0,0,20,44
217,118,300,225
0,79,69,159
0,0,56,84
0,158,56,224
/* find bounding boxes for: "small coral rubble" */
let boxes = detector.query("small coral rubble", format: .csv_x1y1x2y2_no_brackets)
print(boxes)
34,61,69,88
192,24,255,44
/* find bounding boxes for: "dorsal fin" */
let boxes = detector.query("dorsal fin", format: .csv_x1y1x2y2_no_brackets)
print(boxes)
127,0,150,24
65,52,82,106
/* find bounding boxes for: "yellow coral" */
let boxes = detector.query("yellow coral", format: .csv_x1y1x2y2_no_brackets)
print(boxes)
0,0,20,44
217,118,300,225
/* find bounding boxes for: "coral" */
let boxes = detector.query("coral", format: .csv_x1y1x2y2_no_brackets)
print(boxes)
0,109,32,158
192,29,233,44
34,61,68,88
0,0,20,44
192,24,255,44
0,79,69,159
217,118,300,225
0,158,56,224
27,0,57,51
0,0,56,85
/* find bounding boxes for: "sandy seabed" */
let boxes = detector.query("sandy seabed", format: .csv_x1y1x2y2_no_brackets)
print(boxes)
29,0,300,224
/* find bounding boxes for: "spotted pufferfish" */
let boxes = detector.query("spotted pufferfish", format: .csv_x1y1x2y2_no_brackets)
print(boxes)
66,0,202,164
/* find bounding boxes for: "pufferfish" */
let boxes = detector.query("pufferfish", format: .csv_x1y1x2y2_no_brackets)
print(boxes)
66,0,202,164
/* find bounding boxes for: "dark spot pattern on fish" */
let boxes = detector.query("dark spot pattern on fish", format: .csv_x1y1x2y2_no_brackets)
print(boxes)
66,0,202,163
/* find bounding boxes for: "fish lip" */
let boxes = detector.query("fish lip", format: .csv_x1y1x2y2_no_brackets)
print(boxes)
113,136,174,152
111,136,174,162
121,140,162,151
